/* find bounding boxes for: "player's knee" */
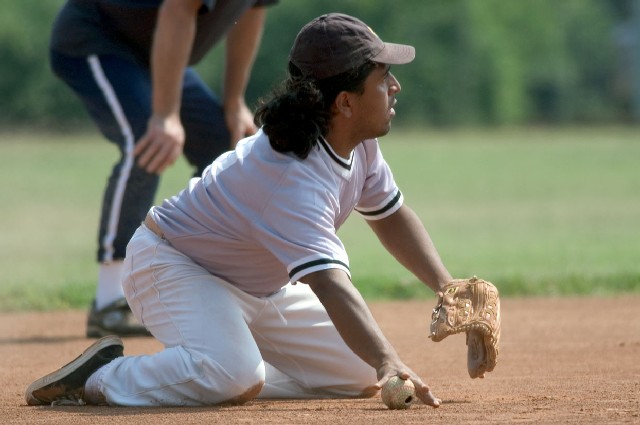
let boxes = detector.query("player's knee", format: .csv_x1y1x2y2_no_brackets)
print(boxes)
202,372,264,406
226,362,266,404
219,379,264,405
196,354,266,405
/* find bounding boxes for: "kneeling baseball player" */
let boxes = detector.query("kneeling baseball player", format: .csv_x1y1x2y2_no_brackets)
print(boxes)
26,13,500,408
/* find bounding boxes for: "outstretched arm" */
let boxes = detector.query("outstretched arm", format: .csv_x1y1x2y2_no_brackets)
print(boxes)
367,204,452,293
303,268,441,407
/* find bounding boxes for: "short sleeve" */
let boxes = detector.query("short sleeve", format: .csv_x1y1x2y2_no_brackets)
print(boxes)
252,172,350,283
354,140,403,220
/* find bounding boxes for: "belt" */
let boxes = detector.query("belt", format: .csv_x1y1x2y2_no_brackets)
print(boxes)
144,213,165,239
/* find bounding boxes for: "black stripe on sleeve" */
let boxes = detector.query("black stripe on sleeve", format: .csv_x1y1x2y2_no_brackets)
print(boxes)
355,190,402,217
289,258,350,279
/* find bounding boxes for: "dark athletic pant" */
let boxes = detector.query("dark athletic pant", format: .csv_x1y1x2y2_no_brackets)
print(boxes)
50,51,230,262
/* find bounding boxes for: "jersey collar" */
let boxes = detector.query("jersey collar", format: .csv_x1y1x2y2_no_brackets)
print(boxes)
318,136,354,172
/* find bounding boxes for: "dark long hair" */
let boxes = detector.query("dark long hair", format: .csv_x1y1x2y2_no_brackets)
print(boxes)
254,61,377,159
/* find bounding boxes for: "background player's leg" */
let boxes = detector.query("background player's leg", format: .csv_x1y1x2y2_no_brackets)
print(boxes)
50,51,155,336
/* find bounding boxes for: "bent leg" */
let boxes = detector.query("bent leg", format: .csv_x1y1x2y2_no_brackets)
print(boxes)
50,51,158,262
102,227,265,406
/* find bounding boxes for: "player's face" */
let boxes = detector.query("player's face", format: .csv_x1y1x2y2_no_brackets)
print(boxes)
352,63,401,139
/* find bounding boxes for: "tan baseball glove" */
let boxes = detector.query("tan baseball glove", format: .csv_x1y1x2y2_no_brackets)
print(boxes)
429,276,501,379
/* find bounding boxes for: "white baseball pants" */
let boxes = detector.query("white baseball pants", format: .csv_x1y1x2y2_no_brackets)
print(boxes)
100,225,377,406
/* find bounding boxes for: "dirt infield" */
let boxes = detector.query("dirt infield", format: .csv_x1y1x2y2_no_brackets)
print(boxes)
2,296,639,424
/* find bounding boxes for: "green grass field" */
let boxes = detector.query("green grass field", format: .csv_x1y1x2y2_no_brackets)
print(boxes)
1,127,638,311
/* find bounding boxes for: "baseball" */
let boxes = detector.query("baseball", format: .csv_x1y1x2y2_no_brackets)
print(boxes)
381,376,415,410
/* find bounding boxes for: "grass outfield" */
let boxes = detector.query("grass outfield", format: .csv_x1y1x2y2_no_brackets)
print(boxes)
0,127,638,311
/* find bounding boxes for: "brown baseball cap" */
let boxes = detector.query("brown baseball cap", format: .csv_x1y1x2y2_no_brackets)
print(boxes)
289,13,416,80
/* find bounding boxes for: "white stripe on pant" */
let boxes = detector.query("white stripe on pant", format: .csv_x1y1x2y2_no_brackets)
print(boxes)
87,54,136,263
101,225,377,406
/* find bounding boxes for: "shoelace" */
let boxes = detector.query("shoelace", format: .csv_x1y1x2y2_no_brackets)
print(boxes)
50,394,87,406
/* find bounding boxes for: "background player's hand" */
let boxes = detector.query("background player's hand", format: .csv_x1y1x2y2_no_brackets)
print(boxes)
135,114,185,174
374,363,441,408
224,98,257,148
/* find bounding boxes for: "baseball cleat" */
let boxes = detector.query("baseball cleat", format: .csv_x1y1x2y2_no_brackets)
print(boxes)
86,298,151,338
25,335,124,406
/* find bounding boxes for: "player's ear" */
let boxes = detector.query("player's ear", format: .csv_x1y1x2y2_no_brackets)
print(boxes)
333,91,353,118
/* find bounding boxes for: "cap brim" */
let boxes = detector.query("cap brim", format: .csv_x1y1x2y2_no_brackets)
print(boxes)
372,43,415,65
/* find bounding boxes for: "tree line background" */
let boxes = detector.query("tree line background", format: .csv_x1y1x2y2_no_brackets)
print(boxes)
1,0,639,130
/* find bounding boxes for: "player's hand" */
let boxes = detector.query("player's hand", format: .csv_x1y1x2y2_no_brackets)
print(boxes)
134,114,185,174
224,98,257,148
374,364,441,408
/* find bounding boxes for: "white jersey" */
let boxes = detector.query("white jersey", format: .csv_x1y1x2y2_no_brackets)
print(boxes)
150,129,403,297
